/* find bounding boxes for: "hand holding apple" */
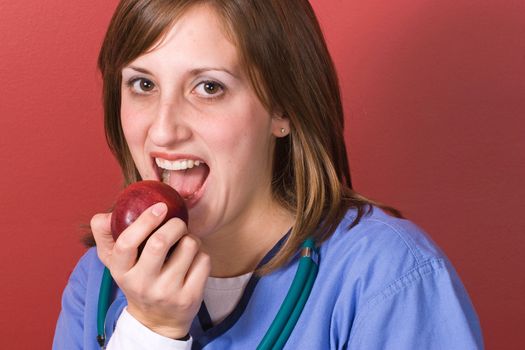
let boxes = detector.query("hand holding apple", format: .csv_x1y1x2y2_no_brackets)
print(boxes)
91,180,210,340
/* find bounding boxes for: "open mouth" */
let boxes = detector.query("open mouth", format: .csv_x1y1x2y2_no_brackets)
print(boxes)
153,157,210,202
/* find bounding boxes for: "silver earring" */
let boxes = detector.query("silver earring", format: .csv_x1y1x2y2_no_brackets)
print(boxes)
280,128,286,134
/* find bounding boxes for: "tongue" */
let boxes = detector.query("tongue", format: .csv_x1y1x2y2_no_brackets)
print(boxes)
168,165,209,199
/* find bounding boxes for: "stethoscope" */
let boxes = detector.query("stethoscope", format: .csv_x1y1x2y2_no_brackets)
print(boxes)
97,238,319,350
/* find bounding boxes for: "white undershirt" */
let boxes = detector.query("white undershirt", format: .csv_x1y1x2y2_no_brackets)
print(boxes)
203,272,253,324
107,272,253,350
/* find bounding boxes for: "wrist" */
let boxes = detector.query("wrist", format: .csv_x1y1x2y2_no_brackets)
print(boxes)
126,306,191,340
175,333,191,341
148,325,190,340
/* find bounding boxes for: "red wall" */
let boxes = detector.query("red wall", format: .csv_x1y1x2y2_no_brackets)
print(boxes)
1,1,523,348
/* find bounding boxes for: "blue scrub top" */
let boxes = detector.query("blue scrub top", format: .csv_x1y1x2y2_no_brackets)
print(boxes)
53,207,484,349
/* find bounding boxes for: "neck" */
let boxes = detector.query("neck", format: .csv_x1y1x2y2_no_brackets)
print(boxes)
201,202,294,278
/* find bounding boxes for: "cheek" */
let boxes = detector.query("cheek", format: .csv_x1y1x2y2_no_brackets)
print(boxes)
206,112,271,157
120,99,150,148
208,113,274,178
120,102,154,178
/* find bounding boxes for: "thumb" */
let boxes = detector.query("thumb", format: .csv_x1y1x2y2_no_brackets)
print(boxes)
90,212,114,264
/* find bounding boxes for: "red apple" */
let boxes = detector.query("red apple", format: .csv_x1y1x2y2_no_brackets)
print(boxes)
111,180,188,255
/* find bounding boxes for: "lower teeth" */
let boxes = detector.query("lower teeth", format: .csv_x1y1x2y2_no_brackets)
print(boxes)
162,169,170,183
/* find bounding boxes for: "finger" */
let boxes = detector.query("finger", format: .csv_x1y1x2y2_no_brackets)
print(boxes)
111,202,168,275
134,217,187,274
182,251,211,294
158,234,203,286
90,212,114,265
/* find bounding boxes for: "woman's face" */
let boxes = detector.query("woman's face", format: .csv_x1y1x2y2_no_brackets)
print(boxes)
120,4,288,239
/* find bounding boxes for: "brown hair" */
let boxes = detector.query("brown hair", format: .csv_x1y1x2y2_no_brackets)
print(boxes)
97,0,401,273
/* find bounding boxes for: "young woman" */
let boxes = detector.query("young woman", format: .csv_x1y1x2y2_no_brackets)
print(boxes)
53,1,483,349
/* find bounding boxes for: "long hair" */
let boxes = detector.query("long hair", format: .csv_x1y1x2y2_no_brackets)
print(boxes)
97,0,401,273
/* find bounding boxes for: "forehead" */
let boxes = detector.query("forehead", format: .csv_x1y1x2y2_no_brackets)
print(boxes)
128,4,241,73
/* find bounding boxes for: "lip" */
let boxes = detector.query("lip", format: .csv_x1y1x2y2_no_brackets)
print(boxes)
149,151,209,209
150,151,206,163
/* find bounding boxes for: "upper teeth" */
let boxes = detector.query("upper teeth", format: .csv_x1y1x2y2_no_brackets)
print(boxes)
155,158,203,171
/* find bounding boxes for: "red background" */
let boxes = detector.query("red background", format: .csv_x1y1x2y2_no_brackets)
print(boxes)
1,0,523,348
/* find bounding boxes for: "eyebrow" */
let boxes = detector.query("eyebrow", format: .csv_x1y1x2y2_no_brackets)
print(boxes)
125,66,239,79
126,66,152,75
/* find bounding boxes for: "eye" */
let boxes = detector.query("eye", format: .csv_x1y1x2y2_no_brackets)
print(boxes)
193,80,224,99
127,78,156,94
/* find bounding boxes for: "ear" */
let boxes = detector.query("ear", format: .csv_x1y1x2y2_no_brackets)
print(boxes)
271,113,291,137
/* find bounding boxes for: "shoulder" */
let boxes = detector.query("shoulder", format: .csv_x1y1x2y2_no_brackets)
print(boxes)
318,206,458,307
317,207,483,348
321,206,446,272
64,247,106,296
71,247,103,278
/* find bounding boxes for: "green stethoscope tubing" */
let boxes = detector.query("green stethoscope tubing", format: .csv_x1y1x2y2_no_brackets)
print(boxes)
96,238,318,349
97,267,113,347
257,238,318,350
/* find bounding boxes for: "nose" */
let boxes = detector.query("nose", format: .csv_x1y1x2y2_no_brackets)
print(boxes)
148,100,192,147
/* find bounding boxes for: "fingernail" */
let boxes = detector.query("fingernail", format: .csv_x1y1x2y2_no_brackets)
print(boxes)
151,202,167,216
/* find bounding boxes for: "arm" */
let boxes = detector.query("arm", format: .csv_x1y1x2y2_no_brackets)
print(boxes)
347,259,484,349
53,250,92,350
